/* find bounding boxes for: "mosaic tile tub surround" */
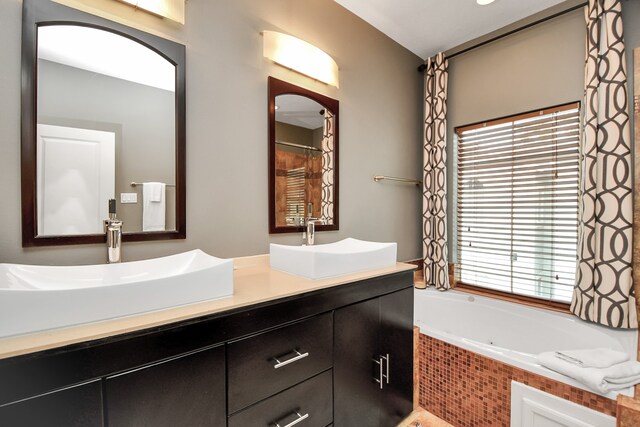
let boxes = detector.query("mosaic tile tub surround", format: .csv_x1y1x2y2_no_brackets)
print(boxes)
417,333,617,426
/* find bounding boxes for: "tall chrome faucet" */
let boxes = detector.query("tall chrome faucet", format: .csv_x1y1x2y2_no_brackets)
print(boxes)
304,217,325,246
104,199,123,263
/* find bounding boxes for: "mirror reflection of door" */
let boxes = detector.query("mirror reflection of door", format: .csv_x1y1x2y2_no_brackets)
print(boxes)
36,24,177,235
275,94,335,228
37,124,115,236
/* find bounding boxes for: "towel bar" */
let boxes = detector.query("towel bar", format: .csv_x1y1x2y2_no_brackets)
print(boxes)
131,182,176,187
373,175,422,186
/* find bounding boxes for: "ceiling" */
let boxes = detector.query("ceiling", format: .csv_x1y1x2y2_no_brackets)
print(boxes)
335,0,568,59
276,95,325,129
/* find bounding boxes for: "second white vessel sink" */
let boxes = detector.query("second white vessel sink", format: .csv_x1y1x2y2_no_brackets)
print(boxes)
0,249,234,338
270,238,397,280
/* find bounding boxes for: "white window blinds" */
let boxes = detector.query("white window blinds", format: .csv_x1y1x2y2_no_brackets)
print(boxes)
455,103,580,304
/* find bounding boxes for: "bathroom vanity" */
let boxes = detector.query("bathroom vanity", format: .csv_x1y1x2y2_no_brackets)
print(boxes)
0,256,414,427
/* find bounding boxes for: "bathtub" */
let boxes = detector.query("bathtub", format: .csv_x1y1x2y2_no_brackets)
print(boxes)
414,287,638,398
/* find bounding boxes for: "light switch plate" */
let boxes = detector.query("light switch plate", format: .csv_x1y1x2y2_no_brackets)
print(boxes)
120,193,137,204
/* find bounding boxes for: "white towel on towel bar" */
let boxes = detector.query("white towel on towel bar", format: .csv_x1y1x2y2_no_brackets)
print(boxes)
554,348,629,368
143,182,166,232
537,351,640,394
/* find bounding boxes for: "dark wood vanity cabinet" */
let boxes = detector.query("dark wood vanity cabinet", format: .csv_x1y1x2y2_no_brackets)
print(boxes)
334,287,414,427
0,270,413,427
105,345,226,427
0,380,103,427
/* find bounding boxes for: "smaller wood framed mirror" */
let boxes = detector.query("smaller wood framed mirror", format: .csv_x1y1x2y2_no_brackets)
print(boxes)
268,77,339,234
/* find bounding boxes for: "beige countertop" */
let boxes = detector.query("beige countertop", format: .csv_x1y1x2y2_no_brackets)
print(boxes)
0,255,415,360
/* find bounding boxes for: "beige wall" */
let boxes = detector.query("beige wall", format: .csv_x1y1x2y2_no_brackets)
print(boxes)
275,122,316,149
445,9,586,259
0,0,423,264
446,10,585,130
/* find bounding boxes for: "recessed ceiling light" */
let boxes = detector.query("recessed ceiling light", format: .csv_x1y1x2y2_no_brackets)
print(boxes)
477,0,495,5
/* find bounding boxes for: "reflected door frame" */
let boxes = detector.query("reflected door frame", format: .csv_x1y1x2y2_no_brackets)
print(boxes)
36,124,115,236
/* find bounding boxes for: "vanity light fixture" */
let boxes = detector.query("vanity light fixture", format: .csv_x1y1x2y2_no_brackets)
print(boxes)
476,0,496,5
263,31,339,87
117,0,185,24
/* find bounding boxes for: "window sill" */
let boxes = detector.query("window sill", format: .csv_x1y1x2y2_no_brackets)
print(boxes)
454,282,571,314
412,262,569,314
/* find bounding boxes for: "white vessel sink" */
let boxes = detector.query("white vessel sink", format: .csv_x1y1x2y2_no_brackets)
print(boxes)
270,238,397,280
0,249,233,338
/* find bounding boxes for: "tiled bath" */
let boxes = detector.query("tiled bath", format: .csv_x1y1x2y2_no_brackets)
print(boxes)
417,333,617,426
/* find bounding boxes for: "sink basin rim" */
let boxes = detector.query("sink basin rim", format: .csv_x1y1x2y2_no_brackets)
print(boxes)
0,249,235,338
269,238,398,280
0,249,227,291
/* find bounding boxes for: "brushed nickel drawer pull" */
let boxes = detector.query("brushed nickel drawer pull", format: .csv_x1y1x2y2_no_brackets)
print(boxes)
273,349,309,369
381,353,390,384
273,410,309,427
373,356,384,389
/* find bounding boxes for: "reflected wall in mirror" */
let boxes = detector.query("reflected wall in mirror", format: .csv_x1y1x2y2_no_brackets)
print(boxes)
22,0,186,246
268,77,339,233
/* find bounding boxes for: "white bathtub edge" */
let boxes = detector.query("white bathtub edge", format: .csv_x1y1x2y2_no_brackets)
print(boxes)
415,287,637,400
418,324,633,399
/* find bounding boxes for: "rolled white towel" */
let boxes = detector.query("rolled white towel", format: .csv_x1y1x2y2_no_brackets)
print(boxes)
538,351,640,394
554,348,629,368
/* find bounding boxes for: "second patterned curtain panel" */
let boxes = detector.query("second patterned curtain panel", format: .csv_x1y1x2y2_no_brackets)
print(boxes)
423,52,450,290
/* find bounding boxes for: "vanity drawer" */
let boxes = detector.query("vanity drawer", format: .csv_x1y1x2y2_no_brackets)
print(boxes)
228,370,332,427
227,312,333,413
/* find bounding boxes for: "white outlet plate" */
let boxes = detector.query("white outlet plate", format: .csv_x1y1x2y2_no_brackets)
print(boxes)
120,193,137,204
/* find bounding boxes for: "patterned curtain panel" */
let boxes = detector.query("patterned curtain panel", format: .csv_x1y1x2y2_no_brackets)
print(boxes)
422,52,450,290
571,0,636,328
321,110,335,224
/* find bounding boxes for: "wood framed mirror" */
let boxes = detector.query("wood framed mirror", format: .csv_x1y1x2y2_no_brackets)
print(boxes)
268,77,339,234
21,0,186,246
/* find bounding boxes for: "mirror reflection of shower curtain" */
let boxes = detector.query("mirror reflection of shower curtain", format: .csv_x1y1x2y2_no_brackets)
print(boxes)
321,110,335,224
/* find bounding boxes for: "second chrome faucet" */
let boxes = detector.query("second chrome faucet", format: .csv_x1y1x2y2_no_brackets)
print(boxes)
304,217,325,246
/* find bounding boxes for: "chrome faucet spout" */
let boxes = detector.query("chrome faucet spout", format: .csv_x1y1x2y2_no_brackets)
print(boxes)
104,199,123,263
304,217,325,246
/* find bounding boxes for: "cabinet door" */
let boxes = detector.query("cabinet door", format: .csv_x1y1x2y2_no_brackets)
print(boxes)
379,288,414,427
0,380,102,427
106,345,225,427
334,298,380,427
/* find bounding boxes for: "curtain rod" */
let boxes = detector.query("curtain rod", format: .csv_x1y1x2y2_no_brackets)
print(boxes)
417,1,587,72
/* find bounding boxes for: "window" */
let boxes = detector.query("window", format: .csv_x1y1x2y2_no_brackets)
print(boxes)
455,102,580,305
